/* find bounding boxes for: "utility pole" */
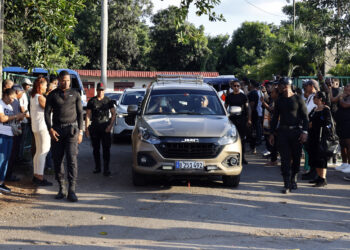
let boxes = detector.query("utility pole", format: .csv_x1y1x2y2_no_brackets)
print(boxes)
293,0,296,36
0,0,4,97
101,0,108,85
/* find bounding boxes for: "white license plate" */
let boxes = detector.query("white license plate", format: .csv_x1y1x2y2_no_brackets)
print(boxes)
175,161,204,170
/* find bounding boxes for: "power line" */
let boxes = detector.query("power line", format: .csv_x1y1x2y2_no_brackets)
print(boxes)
243,0,286,18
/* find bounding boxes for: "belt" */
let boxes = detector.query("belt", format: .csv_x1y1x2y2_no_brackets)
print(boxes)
279,125,302,130
55,122,78,128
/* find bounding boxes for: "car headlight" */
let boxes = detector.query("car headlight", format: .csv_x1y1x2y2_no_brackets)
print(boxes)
218,126,238,145
139,127,160,144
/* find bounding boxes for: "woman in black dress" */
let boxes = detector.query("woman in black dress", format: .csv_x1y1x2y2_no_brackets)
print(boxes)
307,92,332,187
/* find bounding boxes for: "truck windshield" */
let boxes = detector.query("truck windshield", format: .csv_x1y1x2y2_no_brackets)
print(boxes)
145,90,225,115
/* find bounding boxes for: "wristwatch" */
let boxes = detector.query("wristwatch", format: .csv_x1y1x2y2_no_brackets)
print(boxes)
302,130,308,134
79,131,83,135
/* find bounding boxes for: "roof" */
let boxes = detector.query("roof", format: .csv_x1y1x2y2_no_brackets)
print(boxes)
152,83,213,91
75,70,219,78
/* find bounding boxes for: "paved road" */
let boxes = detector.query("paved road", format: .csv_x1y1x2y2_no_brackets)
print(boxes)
1,139,350,249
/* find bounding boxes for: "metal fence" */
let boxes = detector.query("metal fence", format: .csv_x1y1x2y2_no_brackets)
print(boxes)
293,76,350,88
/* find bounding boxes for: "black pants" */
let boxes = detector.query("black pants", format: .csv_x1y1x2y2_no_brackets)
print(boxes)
230,116,247,161
51,125,79,188
265,134,278,162
277,128,302,181
89,125,111,172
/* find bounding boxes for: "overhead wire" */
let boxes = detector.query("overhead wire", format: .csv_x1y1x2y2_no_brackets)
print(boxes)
243,0,286,18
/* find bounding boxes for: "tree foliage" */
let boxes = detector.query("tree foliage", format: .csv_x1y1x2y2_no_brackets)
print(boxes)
4,0,88,70
149,6,211,71
72,0,153,70
219,22,275,75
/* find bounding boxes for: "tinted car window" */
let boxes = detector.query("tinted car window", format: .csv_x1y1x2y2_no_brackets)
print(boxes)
120,91,145,105
145,89,225,115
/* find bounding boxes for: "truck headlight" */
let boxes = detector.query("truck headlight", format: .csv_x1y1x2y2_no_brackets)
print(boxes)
218,126,238,145
139,127,160,144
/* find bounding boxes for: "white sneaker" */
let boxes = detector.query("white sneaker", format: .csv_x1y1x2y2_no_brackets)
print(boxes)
335,163,350,171
341,164,350,173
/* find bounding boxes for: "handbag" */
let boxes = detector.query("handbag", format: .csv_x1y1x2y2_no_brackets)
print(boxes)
319,114,339,158
10,122,22,136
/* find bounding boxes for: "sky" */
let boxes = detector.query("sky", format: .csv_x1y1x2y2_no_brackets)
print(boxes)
151,0,289,36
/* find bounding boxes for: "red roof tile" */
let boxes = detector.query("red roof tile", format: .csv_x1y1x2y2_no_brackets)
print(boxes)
75,70,219,78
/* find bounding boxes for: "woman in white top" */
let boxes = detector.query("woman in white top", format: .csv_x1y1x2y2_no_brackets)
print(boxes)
0,88,26,193
30,76,52,186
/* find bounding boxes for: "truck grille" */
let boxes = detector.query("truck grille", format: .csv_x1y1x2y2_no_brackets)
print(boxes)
155,143,223,159
125,115,136,126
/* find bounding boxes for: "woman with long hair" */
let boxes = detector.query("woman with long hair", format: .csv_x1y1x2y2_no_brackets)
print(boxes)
307,92,332,187
30,76,52,186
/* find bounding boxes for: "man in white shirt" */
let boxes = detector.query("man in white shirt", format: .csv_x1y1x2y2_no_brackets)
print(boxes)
303,79,319,115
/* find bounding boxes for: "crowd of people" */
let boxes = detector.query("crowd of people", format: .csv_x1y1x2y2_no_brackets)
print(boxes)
0,72,349,199
223,75,350,193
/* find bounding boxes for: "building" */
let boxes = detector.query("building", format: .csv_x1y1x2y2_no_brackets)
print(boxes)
76,70,219,99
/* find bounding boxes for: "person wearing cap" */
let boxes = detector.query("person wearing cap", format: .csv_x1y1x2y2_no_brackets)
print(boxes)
44,70,83,202
85,82,116,176
6,85,27,182
269,77,309,194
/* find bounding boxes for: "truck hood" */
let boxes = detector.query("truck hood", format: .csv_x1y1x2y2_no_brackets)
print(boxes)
143,115,232,137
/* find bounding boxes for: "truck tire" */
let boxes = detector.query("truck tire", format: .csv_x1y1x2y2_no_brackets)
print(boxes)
132,169,147,186
222,174,240,187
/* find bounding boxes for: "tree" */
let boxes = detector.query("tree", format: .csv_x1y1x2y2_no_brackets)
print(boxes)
149,6,211,71
220,22,275,75
4,0,88,70
72,0,153,70
204,34,229,72
247,25,325,80
283,0,350,61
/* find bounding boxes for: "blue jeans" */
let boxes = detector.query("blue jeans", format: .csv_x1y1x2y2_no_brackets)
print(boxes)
0,134,13,182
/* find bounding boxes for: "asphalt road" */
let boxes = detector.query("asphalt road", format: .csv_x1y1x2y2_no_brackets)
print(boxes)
1,138,350,249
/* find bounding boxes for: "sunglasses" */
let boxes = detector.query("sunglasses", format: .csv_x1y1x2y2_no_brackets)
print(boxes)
233,85,240,87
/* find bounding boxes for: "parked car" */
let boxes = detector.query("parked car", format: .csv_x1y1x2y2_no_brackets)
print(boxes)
129,75,242,187
105,91,123,106
113,88,146,140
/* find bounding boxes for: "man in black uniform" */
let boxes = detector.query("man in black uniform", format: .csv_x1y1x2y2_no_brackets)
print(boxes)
85,82,116,176
45,71,83,202
225,79,251,164
269,77,308,194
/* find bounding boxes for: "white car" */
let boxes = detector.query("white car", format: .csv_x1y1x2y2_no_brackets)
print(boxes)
113,88,146,140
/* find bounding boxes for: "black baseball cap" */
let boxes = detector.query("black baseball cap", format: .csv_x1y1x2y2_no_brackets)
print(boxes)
97,82,106,90
278,77,292,85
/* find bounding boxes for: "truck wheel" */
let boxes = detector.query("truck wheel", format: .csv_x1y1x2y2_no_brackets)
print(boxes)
222,175,240,187
132,170,147,186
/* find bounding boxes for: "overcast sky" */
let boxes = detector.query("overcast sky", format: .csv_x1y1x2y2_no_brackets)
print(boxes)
151,0,289,36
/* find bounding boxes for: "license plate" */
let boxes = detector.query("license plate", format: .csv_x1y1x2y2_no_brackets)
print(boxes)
175,161,204,170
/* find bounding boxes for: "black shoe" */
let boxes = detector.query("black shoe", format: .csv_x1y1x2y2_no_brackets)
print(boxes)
301,171,316,180
0,184,11,193
242,159,248,165
67,191,78,202
5,175,20,182
281,187,290,194
103,171,111,177
37,179,53,186
309,176,321,184
93,169,101,174
32,176,42,185
313,179,327,187
55,190,67,199
291,182,297,190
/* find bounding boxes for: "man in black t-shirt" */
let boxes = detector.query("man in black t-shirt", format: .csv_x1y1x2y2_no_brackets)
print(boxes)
225,80,251,164
85,82,116,176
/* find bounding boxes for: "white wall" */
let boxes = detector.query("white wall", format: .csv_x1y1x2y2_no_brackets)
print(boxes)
80,76,153,93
